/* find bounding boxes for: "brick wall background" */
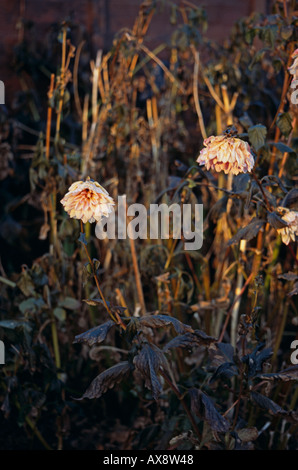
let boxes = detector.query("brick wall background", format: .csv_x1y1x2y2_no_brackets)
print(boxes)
0,0,268,103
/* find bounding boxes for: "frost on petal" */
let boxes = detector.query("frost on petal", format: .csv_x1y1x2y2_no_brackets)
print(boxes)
61,177,115,224
196,135,254,175
277,210,298,245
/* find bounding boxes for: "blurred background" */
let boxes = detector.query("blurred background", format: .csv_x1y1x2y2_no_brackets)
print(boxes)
1,0,269,102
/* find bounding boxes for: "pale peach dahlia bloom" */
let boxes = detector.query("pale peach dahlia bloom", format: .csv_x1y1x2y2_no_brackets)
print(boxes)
61,177,115,224
277,209,298,245
196,135,254,175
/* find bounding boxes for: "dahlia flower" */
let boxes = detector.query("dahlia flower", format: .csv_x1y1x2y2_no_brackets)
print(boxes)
277,209,298,245
61,177,115,224
196,135,254,175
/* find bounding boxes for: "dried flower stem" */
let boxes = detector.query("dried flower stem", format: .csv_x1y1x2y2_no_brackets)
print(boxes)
219,271,253,342
127,222,146,316
46,74,55,160
191,46,207,140
80,221,126,328
55,26,67,141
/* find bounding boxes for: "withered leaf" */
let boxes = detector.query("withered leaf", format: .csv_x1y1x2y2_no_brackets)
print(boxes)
278,272,298,282
251,391,283,414
38,223,50,240
208,342,235,372
256,365,298,382
248,124,267,151
189,388,230,433
138,314,193,335
228,218,266,245
237,427,259,443
163,330,216,352
73,320,115,347
288,282,298,297
209,362,238,383
241,344,273,378
282,188,298,210
83,298,127,316
78,232,87,246
267,211,288,229
76,361,132,400
133,343,169,400
17,268,36,297
251,391,298,423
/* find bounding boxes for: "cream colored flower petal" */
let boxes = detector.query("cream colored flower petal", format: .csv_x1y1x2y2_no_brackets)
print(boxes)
61,177,115,224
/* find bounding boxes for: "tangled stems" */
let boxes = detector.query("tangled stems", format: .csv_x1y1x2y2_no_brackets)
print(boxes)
80,221,126,330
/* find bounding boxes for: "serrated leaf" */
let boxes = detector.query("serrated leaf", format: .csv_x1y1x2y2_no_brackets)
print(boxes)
267,211,288,229
133,343,169,400
228,218,266,245
163,330,216,352
73,320,115,347
251,391,284,414
282,188,298,210
241,344,273,378
209,362,239,383
250,391,298,423
248,124,267,151
256,365,298,382
189,388,230,433
76,361,132,400
138,314,193,335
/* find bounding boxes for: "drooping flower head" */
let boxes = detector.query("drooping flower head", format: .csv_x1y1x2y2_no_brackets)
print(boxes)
276,208,298,245
196,133,254,175
61,177,115,224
